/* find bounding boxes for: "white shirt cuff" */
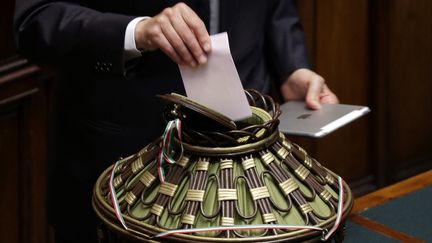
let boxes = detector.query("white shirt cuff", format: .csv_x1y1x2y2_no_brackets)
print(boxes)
124,16,150,62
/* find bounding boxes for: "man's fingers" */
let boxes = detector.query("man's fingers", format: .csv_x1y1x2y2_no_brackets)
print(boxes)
306,76,324,110
306,78,339,109
158,13,197,66
280,68,339,109
169,11,207,65
137,3,210,66
152,30,185,65
320,85,339,104
179,3,211,53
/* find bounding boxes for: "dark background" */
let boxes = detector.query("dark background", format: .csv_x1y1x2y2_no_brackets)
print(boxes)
1,0,431,242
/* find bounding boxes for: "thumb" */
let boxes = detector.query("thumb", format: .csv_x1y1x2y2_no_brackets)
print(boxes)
305,78,324,110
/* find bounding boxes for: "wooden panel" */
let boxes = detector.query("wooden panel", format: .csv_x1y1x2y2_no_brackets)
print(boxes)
0,0,16,59
315,1,369,104
297,0,316,64
369,0,391,186
369,0,432,185
386,0,432,179
27,81,48,243
297,0,432,193
0,110,20,243
0,58,50,243
298,1,372,186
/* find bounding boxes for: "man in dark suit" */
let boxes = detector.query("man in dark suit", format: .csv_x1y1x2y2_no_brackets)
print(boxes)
14,0,338,242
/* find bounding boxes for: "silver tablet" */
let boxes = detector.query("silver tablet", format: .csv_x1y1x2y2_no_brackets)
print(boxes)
278,101,370,138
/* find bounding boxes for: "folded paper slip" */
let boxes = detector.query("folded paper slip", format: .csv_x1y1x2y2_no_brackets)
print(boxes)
179,32,252,121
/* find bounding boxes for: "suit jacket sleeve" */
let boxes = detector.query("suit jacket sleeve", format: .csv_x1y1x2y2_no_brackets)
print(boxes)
266,0,311,85
14,0,135,75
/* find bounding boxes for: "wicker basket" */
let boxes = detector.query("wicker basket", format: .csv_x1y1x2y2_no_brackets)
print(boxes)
92,90,353,242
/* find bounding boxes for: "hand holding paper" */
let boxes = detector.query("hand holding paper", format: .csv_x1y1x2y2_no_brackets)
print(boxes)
179,32,252,121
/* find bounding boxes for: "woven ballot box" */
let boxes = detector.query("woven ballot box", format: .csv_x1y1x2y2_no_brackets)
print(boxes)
93,90,353,242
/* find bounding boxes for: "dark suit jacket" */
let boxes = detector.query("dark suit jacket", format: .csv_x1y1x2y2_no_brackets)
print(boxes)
14,0,309,241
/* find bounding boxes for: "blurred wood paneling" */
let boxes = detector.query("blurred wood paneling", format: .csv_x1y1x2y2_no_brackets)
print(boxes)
0,109,20,243
297,0,374,194
297,0,432,194
313,0,370,183
373,0,432,183
0,58,50,243
0,0,51,241
0,0,16,59
297,0,316,64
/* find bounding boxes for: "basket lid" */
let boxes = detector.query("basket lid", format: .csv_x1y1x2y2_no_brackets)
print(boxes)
158,93,237,131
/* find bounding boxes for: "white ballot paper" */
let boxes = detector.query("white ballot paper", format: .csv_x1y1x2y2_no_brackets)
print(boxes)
179,32,252,121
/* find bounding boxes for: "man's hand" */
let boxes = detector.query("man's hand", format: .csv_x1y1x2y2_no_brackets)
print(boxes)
281,68,339,110
134,3,211,67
